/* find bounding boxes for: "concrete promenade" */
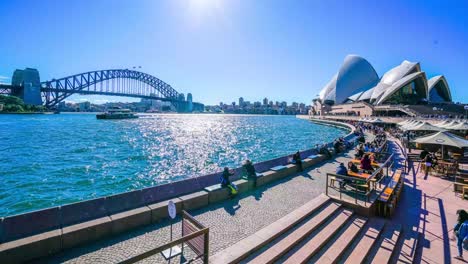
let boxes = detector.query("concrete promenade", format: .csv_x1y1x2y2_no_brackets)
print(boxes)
390,139,468,263
41,132,468,263
43,144,362,263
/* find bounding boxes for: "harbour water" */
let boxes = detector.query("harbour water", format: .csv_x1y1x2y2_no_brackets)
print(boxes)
0,114,347,217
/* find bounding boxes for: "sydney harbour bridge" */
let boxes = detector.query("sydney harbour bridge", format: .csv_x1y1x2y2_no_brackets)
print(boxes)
0,68,204,112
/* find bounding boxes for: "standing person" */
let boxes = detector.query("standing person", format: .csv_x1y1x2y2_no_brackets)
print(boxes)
423,153,433,176
293,151,303,172
243,160,257,188
453,210,468,260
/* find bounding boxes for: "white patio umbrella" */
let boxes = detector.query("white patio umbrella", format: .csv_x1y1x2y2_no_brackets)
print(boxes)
398,119,414,126
412,131,468,159
446,122,468,131
401,121,423,130
439,120,458,128
403,122,445,132
434,120,451,127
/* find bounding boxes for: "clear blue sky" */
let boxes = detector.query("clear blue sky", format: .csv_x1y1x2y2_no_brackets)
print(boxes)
0,0,467,105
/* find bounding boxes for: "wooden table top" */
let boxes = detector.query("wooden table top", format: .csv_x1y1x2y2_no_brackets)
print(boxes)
347,171,371,180
351,159,380,167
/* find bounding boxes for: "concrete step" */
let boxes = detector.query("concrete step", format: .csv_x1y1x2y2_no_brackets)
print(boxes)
209,194,331,264
391,227,420,264
311,215,368,264
282,208,354,264
366,223,402,264
340,218,386,264
247,202,343,264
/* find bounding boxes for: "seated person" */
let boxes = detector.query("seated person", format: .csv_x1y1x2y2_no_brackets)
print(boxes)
348,161,359,173
220,167,233,187
243,160,257,187
336,163,349,188
360,154,374,173
292,151,303,172
221,167,238,197
319,145,332,159
336,162,348,176
355,144,364,159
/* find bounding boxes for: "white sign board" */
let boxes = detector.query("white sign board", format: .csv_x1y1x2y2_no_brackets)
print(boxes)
464,105,468,110
168,200,176,219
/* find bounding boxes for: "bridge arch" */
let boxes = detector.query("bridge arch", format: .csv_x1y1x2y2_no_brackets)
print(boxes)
41,69,182,109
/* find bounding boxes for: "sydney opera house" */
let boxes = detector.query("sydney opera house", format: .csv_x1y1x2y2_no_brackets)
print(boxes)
312,55,454,116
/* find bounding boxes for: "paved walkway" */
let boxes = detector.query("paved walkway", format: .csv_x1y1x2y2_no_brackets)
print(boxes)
390,138,468,263
43,145,360,263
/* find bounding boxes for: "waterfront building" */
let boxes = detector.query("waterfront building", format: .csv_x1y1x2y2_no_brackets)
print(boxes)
239,97,244,108
313,55,454,116
187,93,193,112
263,97,268,106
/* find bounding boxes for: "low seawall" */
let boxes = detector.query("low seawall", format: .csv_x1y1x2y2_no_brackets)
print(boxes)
0,117,356,262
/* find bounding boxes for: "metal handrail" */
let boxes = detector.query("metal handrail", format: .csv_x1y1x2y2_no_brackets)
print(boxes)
325,152,394,206
120,211,209,264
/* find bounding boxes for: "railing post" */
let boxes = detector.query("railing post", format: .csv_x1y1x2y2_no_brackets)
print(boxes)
203,229,209,264
326,174,329,196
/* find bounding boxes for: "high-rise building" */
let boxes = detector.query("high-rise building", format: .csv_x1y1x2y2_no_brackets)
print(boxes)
239,97,244,108
187,93,193,112
263,97,268,105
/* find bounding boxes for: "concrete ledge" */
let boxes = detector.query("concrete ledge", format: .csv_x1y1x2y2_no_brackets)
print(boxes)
233,179,249,194
256,171,271,186
0,229,62,263
61,216,112,250
204,184,230,204
148,198,183,223
270,165,292,180
110,206,151,235
179,191,209,211
284,164,297,176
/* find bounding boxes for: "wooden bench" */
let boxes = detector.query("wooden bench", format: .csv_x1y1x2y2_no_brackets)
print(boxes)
377,170,403,217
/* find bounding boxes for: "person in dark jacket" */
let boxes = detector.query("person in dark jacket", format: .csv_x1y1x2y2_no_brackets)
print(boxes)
453,210,468,260
221,167,233,187
293,151,303,172
243,160,257,187
348,161,359,173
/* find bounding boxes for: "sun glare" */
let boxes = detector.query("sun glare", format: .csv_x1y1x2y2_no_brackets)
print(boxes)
188,0,223,16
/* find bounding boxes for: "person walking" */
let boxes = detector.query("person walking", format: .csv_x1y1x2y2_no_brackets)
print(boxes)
453,210,468,260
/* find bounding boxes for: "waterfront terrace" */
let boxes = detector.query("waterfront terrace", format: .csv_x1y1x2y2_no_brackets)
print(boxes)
1,117,467,263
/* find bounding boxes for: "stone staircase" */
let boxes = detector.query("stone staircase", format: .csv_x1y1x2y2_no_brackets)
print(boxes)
210,195,419,264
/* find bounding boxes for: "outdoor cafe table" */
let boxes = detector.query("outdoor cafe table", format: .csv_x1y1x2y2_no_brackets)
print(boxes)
351,159,380,168
346,171,377,191
434,160,456,175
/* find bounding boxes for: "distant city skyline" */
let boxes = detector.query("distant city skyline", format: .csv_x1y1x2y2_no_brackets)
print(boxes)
1,0,467,105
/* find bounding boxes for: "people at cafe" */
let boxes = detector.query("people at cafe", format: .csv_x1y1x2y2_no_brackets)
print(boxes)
360,154,374,173
355,144,365,159
453,209,468,260
348,161,359,173
292,151,303,172
243,160,257,187
336,162,348,176
336,163,349,188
